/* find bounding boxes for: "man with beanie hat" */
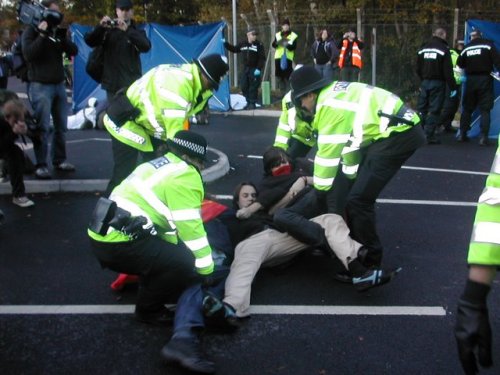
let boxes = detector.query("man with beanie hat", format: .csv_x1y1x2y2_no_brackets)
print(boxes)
102,53,229,195
272,18,298,93
224,26,266,109
84,0,151,100
88,129,220,373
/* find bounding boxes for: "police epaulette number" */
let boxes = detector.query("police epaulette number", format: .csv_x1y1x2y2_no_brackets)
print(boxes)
149,156,170,169
333,82,351,91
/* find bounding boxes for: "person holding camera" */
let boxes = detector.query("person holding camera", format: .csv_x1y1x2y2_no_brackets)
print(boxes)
0,90,34,207
84,0,151,100
337,29,364,82
22,0,78,180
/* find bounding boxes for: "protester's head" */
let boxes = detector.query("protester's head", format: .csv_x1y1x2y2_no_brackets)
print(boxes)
290,65,330,119
116,0,133,21
247,26,258,42
319,29,329,41
232,182,258,209
166,130,207,171
433,27,447,41
0,90,25,129
195,54,229,91
262,147,292,176
281,18,290,32
455,39,464,51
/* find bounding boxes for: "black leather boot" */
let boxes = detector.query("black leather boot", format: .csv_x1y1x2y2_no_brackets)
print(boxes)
161,337,215,374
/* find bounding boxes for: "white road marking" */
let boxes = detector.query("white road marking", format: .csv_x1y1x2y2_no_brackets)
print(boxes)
212,194,477,207
0,304,446,316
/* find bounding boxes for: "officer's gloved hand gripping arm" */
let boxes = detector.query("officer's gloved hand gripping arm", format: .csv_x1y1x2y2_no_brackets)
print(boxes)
455,266,495,374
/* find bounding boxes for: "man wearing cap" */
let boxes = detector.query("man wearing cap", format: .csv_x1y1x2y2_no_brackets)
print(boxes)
88,130,219,373
84,0,151,100
102,53,229,195
457,29,500,146
224,27,266,110
288,66,426,268
272,18,298,93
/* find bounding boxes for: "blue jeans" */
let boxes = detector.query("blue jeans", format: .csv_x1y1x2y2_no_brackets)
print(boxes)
28,81,69,167
314,64,335,82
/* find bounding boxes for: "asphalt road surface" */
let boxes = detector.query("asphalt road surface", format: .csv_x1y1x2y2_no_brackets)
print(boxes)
1,80,499,374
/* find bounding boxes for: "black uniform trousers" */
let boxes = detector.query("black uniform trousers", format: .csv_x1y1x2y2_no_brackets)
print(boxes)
438,85,461,131
90,235,198,313
460,74,494,137
105,137,159,196
240,67,261,106
325,125,426,266
0,138,26,198
416,79,446,140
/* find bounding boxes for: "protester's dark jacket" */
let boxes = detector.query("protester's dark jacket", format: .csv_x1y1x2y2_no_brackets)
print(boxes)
224,40,266,70
84,21,151,93
457,37,500,75
257,171,305,210
312,38,339,65
416,36,456,89
22,26,78,84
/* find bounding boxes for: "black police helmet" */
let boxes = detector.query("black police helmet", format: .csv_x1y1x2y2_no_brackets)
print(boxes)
166,130,208,161
195,54,229,91
290,66,330,104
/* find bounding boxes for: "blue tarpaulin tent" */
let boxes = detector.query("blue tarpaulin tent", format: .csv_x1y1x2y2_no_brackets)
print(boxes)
70,22,229,112
464,19,500,138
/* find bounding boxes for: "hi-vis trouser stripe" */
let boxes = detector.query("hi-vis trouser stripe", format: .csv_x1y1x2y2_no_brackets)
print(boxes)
492,155,500,174
107,119,146,145
378,95,399,133
478,187,500,205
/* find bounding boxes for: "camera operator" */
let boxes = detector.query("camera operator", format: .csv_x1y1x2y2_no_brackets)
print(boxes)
84,0,151,100
21,0,78,180
0,90,35,207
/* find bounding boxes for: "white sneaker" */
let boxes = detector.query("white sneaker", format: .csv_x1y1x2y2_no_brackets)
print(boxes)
13,196,35,208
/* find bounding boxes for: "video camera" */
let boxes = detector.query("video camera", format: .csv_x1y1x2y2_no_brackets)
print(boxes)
16,0,63,29
105,19,120,27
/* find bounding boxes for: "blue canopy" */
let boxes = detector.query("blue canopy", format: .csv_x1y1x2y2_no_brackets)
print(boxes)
464,19,500,138
70,22,229,112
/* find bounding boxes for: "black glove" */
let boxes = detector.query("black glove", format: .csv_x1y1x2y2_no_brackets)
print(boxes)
200,266,229,289
455,281,493,374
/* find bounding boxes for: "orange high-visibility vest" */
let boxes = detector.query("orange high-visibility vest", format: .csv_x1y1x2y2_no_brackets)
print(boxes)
338,40,362,69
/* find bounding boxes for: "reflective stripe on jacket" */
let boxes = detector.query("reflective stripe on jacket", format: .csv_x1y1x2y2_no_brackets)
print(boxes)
104,63,212,152
312,81,420,191
88,152,214,275
468,138,500,265
274,91,316,150
338,40,362,69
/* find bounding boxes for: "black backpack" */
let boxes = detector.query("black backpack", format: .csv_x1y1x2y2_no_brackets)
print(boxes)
11,32,28,82
85,45,105,83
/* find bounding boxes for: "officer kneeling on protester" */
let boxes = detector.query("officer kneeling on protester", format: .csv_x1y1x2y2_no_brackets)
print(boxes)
88,130,224,373
288,66,426,270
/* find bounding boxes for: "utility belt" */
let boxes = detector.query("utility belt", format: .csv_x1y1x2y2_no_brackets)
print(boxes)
378,104,419,127
106,88,141,127
88,197,151,240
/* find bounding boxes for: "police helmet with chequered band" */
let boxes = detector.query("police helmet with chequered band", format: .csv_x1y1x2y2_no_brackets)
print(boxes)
167,130,208,161
290,65,331,105
195,54,229,91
